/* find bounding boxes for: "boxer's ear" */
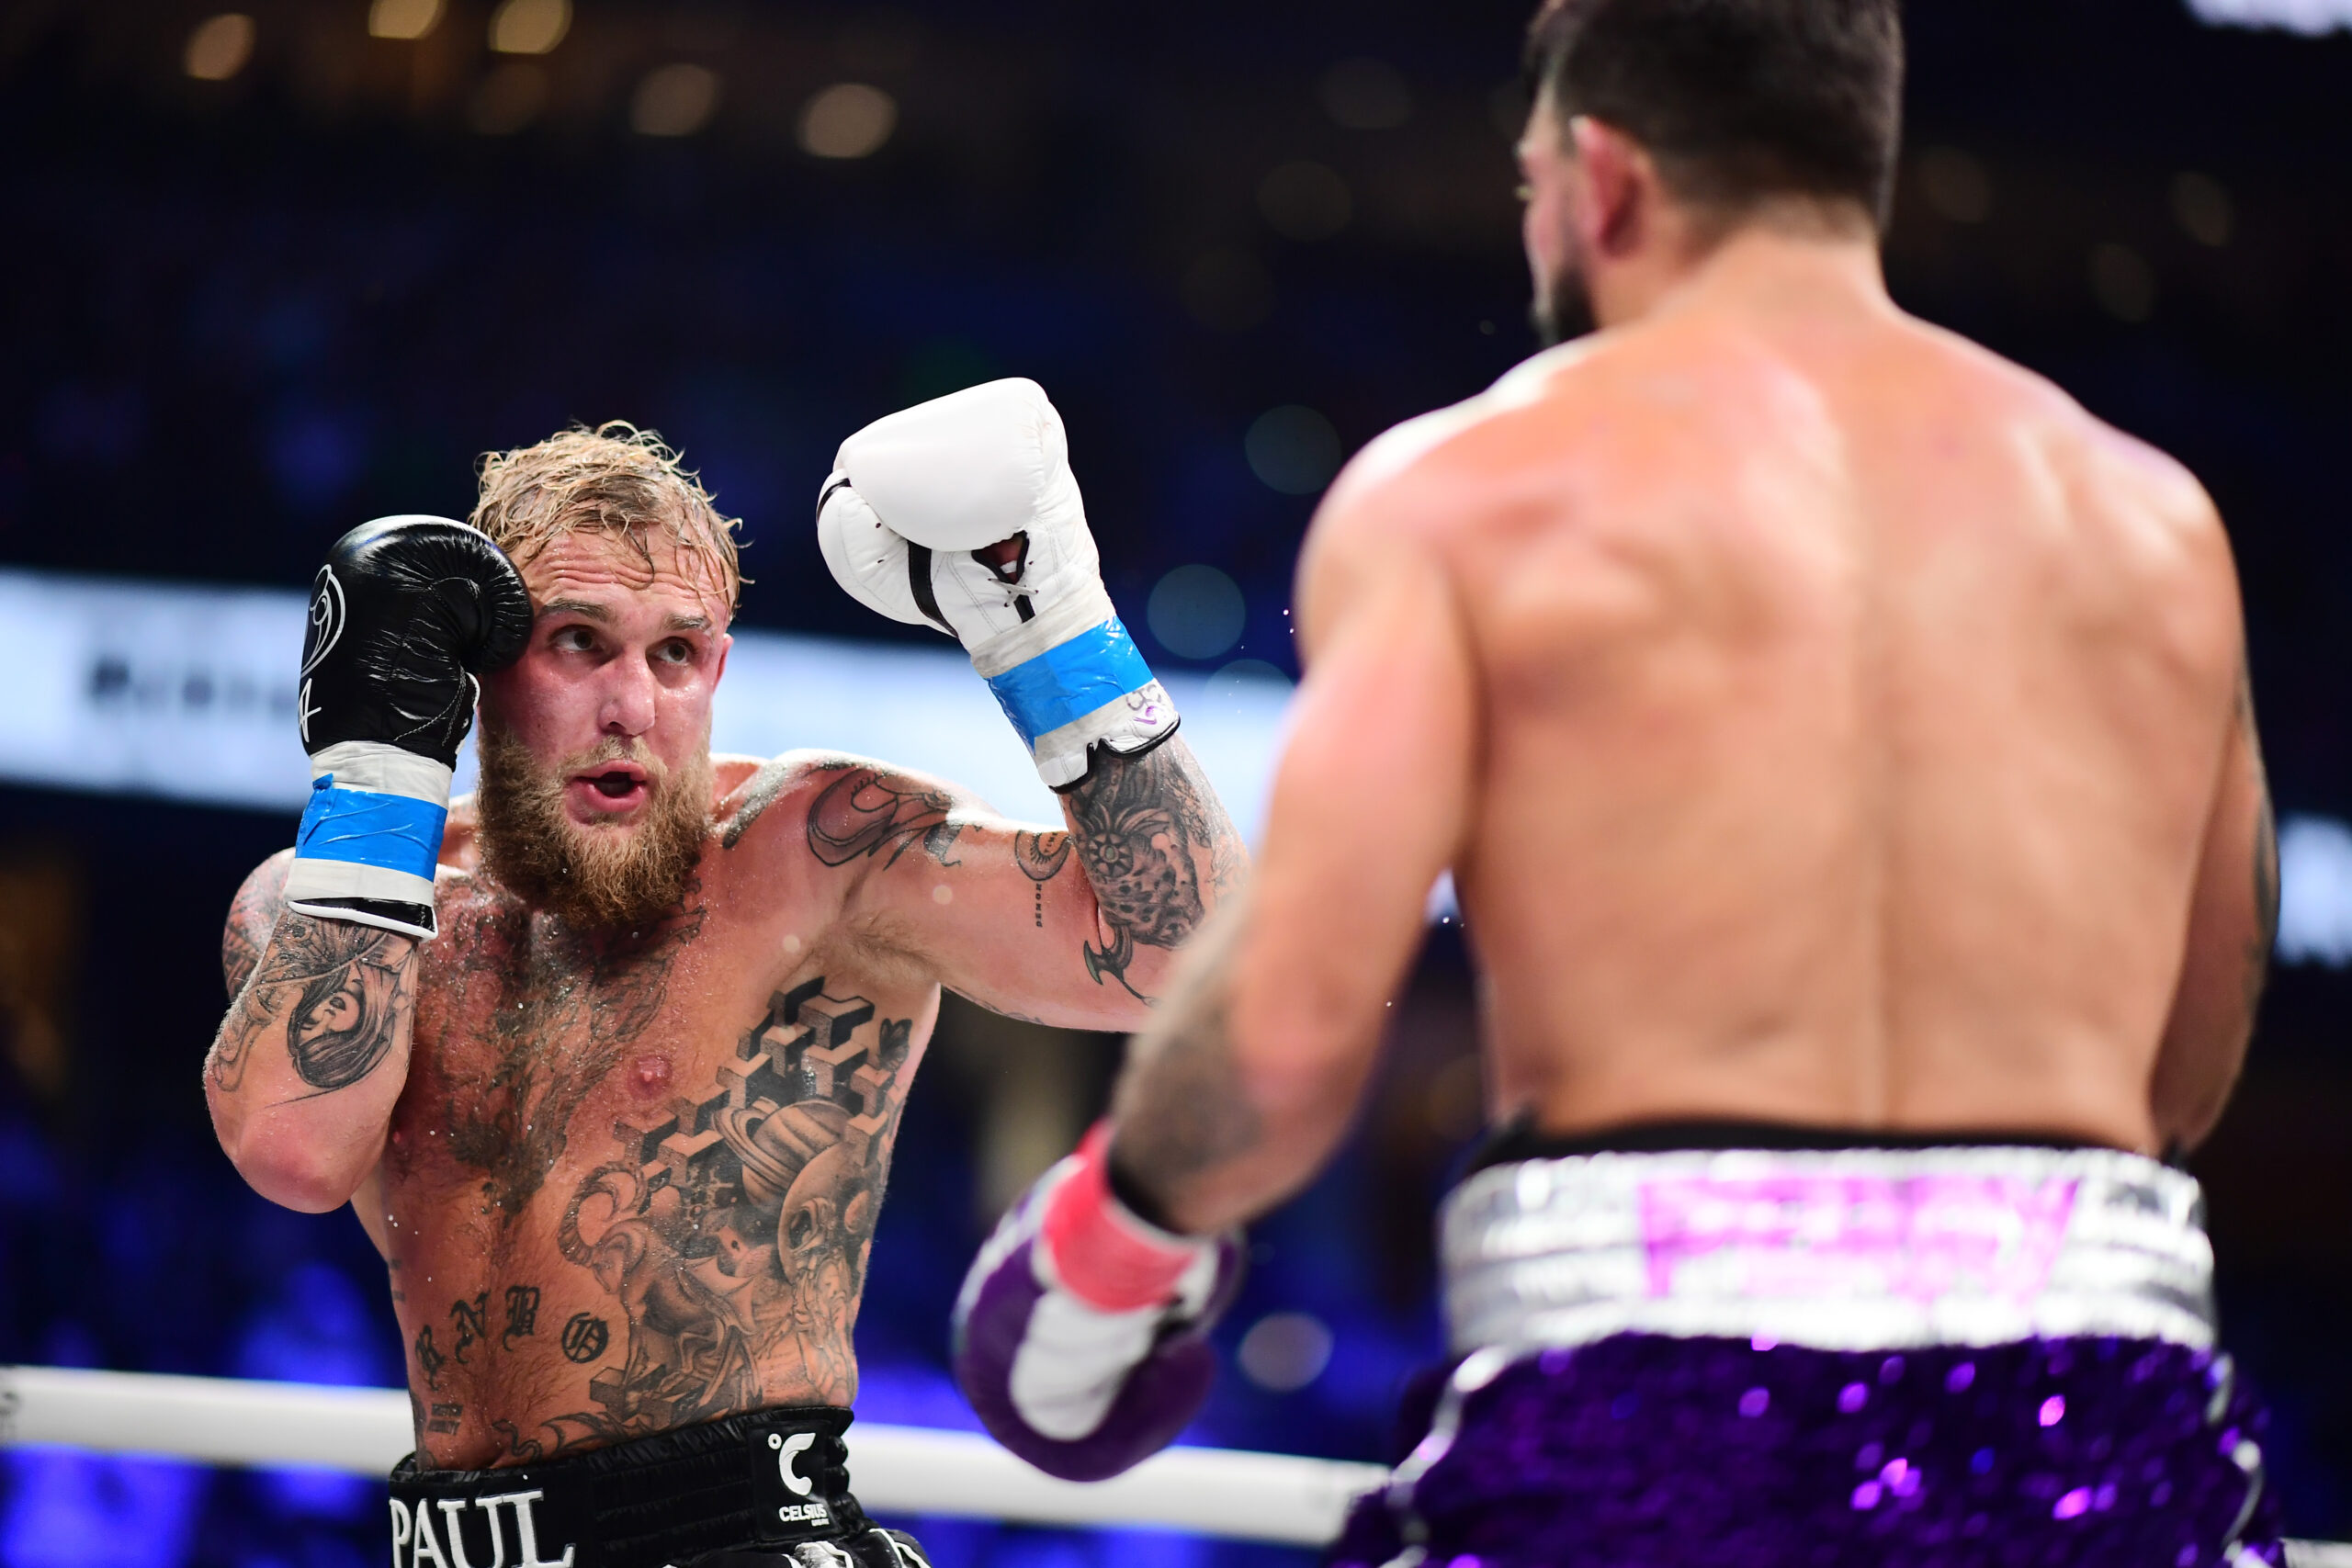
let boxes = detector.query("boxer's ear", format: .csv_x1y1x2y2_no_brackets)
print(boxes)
1567,115,1651,260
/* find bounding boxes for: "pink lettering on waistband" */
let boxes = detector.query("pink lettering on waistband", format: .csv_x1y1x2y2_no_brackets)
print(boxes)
1636,1174,2080,1303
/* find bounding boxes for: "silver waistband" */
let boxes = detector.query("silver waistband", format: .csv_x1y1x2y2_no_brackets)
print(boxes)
1442,1145,2216,1357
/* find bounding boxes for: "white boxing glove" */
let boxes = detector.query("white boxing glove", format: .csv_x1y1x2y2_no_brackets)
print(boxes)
817,378,1179,788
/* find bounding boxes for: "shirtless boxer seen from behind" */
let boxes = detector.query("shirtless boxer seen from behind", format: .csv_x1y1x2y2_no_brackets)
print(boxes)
204,387,1243,1568
954,3,2286,1563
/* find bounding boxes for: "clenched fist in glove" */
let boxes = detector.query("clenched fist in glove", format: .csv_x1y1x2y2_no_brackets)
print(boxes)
284,516,531,939
953,1122,1241,1482
817,378,1178,788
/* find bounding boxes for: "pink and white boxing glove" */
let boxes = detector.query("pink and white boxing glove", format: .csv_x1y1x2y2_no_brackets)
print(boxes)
953,1122,1242,1482
815,378,1179,789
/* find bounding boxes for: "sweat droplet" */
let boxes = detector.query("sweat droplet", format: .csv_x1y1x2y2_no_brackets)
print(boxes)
1738,1388,1770,1417
2040,1395,2065,1427
2052,1487,2091,1520
1838,1382,1869,1414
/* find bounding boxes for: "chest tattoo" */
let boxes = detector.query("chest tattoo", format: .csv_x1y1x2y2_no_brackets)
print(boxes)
482,973,916,1461
429,896,708,1221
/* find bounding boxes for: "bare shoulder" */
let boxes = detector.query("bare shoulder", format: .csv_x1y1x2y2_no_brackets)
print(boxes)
1303,344,1607,636
1905,315,2238,665
2059,400,2222,547
1910,317,2217,527
716,749,990,864
1325,341,1603,532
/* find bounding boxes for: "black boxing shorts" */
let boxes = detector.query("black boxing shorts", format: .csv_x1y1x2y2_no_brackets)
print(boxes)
387,1407,930,1568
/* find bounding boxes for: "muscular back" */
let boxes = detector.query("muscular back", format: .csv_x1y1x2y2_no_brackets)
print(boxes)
1337,284,2258,1154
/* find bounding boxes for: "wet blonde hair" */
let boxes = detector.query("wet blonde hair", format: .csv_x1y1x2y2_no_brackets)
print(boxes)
470,422,744,613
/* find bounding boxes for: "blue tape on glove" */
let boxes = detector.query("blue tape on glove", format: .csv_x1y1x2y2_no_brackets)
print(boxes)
293,775,446,881
984,618,1157,748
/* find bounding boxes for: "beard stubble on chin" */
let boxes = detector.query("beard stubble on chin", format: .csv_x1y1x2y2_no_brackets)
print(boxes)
473,719,715,935
1532,262,1599,349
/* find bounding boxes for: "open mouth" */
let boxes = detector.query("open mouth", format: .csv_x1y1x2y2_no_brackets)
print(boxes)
568,762,650,812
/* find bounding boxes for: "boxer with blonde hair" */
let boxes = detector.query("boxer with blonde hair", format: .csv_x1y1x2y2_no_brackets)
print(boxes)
207,394,1242,1568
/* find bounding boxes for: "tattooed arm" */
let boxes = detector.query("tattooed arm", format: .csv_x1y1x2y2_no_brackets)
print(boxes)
206,851,420,1213
2152,658,2277,1153
754,744,1242,1030
1104,494,1476,1235
1051,735,1246,1006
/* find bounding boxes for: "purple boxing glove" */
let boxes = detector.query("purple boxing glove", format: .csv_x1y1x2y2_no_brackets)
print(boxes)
953,1122,1242,1483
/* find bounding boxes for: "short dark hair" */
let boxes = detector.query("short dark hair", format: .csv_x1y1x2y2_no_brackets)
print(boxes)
1524,0,1905,230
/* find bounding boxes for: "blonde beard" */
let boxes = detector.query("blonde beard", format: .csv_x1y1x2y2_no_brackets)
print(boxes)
473,719,714,934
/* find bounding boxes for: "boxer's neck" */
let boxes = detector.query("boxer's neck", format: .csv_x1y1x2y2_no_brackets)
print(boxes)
1591,219,1889,333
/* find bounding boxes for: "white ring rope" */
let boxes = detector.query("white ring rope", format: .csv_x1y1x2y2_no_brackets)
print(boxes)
7,1366,2348,1561
0,1366,1384,1546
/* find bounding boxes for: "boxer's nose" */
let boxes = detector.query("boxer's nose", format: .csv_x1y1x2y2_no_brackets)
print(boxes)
598,655,659,737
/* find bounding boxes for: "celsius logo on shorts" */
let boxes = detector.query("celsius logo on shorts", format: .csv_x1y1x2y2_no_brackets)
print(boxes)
770,1430,815,1495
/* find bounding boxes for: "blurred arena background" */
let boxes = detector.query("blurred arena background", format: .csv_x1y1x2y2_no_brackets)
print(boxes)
1,0,2347,1562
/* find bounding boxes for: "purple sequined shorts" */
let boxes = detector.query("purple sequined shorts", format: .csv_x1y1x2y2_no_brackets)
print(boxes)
1327,1143,2280,1568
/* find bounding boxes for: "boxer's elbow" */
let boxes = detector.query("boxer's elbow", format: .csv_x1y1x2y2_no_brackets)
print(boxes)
219,1114,371,1213
238,1145,368,1214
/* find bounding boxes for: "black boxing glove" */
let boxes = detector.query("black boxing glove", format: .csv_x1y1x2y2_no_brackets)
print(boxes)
283,516,531,939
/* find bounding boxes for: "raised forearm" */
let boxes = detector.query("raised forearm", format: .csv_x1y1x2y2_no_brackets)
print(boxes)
1057,736,1247,1003
206,912,416,1212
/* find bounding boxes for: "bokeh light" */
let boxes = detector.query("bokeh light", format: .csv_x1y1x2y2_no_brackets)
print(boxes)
632,63,721,139
182,14,254,82
488,0,570,57
2172,172,2235,247
1204,660,1294,716
1238,1313,1335,1393
1245,406,1344,496
799,83,897,160
1148,565,1247,661
366,0,443,42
